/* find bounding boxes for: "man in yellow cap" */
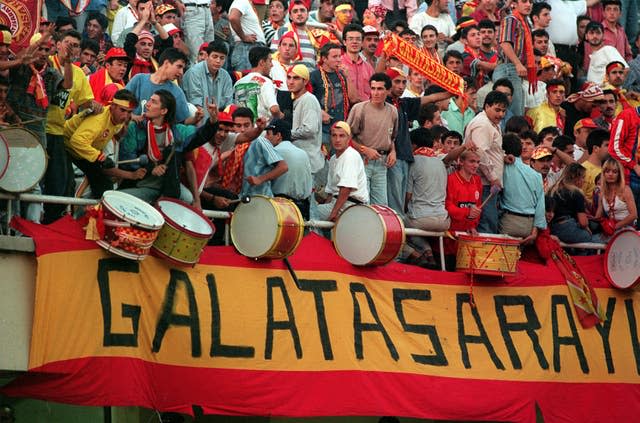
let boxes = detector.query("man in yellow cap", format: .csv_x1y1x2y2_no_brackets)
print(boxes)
63,89,140,199
287,64,324,184
316,121,369,222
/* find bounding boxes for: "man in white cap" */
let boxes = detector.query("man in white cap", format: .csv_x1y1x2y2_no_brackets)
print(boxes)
361,25,379,69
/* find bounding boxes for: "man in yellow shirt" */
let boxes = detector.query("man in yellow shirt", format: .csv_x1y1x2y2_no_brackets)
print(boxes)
64,90,138,199
526,79,566,133
43,30,98,223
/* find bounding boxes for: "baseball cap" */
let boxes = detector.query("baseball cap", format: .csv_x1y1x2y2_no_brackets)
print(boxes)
287,64,309,81
163,23,182,36
105,47,130,62
198,42,209,53
574,118,599,131
531,146,553,160
138,30,155,43
156,3,178,16
266,119,292,140
217,111,234,124
332,121,351,136
363,25,379,35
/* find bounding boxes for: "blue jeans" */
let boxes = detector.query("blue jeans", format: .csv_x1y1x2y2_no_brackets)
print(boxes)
183,4,216,64
365,158,388,206
551,217,606,244
620,0,638,47
386,159,408,216
492,63,524,117
478,185,498,234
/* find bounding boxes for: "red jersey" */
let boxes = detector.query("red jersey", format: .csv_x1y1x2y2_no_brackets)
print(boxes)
609,106,640,184
446,170,482,232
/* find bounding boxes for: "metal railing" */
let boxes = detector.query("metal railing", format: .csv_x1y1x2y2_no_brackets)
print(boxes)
0,192,607,268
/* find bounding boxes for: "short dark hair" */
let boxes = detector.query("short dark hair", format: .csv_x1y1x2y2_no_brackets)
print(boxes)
206,39,228,56
502,133,523,157
158,47,188,66
370,72,392,89
59,29,81,43
532,29,549,40
421,24,438,36
410,127,433,148
443,50,463,64
587,128,610,154
538,126,561,144
484,90,510,108
576,14,591,26
531,2,551,18
232,106,254,121
430,125,448,143
602,0,622,8
552,135,574,152
443,130,463,144
520,130,540,146
492,78,514,95
505,116,531,135
392,20,408,31
478,19,495,31
248,46,271,67
319,42,342,58
424,84,446,96
152,89,176,125
55,17,76,30
80,38,100,55
461,24,479,40
399,28,417,38
418,103,439,126
342,23,364,41
86,12,108,31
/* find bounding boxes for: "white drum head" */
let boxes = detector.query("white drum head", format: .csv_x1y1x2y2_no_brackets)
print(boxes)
0,129,47,193
157,199,213,236
605,229,640,289
102,191,165,230
231,196,278,258
334,205,384,265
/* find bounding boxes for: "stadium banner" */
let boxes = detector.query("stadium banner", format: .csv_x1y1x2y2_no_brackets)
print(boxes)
3,217,640,422
0,0,41,50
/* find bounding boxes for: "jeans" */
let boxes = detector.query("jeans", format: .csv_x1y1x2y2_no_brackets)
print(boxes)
43,134,74,224
551,217,606,244
231,41,264,71
478,185,499,234
492,63,525,117
183,4,216,65
386,159,408,217
44,0,69,22
620,0,639,47
365,158,388,206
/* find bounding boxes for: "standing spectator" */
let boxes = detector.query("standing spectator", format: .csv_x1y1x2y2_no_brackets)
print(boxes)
262,0,286,46
89,47,130,105
609,105,640,215
309,0,335,25
500,133,547,243
341,24,374,105
493,0,534,117
463,90,508,234
526,79,566,133
183,40,234,119
600,0,633,62
83,12,113,59
234,46,283,120
420,25,441,64
316,121,369,222
270,0,322,68
76,39,100,75
266,119,314,220
347,73,398,205
409,0,455,50
229,0,266,71
111,0,139,46
178,0,216,65
212,0,232,46
584,21,627,84
361,26,379,70
530,145,555,192
441,79,477,136
270,33,297,91
531,2,555,56
471,0,500,26
582,128,610,209
333,2,355,37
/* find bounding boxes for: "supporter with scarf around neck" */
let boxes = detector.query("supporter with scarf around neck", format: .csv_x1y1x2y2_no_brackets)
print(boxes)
118,89,219,204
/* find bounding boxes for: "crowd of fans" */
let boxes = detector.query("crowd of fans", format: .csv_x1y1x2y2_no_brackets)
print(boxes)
1,0,639,269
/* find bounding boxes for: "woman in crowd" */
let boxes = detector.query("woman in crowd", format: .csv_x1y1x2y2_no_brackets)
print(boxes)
595,158,638,235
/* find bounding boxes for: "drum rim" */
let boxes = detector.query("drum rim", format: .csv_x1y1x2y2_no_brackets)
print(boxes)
96,239,147,261
604,228,640,289
332,204,406,266
150,246,198,267
457,233,522,245
0,131,48,192
0,134,9,181
156,196,215,238
270,196,304,258
101,190,165,230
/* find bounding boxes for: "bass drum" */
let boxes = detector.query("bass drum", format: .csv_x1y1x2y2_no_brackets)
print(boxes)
604,229,640,289
333,204,405,266
230,195,304,259
0,128,47,192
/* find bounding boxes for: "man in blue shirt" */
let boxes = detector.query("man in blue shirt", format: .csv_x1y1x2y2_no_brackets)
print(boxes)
500,133,547,245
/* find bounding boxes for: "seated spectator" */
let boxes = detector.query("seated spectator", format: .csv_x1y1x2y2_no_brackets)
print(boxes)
316,121,369,222
581,128,610,210
83,12,113,57
595,158,638,233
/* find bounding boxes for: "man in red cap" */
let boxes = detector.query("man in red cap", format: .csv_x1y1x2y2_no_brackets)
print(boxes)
572,118,600,162
89,47,131,104
270,32,297,91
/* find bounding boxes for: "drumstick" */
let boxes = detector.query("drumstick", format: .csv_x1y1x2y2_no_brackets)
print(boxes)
479,191,497,209
228,196,251,205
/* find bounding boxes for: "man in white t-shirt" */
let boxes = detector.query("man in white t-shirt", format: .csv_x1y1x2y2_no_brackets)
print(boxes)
234,46,283,120
316,121,369,222
585,21,627,83
409,0,455,50
228,0,266,70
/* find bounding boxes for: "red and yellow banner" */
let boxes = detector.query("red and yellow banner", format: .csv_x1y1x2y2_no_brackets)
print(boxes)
379,33,465,97
0,0,41,50
3,217,640,422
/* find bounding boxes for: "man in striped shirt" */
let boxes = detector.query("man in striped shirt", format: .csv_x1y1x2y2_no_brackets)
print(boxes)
270,0,318,68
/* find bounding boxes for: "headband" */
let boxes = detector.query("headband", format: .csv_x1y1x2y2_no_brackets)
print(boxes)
385,67,406,80
111,98,136,110
335,4,352,13
606,61,625,74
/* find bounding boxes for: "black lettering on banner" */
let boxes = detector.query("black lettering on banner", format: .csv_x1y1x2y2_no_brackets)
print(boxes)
595,297,617,374
393,288,447,366
97,258,141,347
456,293,505,370
152,270,202,357
298,279,337,360
350,282,399,361
625,299,640,375
207,274,255,358
494,295,549,370
551,295,589,373
265,277,302,359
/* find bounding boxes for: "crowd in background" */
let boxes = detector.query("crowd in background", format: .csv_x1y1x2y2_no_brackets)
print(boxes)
1,0,639,269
